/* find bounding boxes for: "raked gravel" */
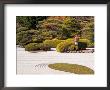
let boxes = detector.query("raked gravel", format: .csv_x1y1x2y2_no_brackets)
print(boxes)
17,47,94,74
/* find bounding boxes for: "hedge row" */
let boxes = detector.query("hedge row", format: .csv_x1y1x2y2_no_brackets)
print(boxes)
43,39,64,48
25,38,93,52
25,43,51,51
56,40,87,52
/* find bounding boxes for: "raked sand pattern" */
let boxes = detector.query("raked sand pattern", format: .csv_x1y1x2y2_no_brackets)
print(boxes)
17,47,94,74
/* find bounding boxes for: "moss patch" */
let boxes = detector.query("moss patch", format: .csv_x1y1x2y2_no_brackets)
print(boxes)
48,63,94,74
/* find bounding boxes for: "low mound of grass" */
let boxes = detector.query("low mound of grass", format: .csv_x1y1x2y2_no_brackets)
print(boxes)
48,63,94,74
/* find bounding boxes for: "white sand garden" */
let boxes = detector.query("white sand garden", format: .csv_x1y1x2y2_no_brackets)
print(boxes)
17,47,94,74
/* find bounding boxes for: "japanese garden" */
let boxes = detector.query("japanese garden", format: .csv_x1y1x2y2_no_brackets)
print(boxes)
16,16,94,74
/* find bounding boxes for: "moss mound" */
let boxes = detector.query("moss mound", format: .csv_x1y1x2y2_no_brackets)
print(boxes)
48,63,94,74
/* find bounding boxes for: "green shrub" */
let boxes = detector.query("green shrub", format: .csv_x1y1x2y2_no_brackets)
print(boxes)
79,38,94,48
88,42,94,48
68,45,75,51
25,43,51,51
79,39,90,47
43,39,64,48
40,43,51,51
66,38,74,42
56,41,74,52
78,42,87,50
66,38,90,47
56,38,89,52
32,35,44,43
25,43,40,51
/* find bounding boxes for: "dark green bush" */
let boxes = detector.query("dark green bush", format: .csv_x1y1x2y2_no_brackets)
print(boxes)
16,31,32,46
25,43,51,51
32,35,44,43
78,42,87,50
16,30,44,47
79,39,91,47
16,27,28,33
78,38,92,49
43,39,64,48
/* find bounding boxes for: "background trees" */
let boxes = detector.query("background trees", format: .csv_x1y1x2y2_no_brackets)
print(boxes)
16,16,94,48
16,16,47,29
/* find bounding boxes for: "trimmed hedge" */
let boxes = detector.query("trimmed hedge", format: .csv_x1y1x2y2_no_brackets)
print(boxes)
43,39,64,48
66,38,74,42
79,39,90,47
78,42,87,50
56,41,74,52
68,45,78,51
25,43,51,51
24,38,92,52
56,38,89,52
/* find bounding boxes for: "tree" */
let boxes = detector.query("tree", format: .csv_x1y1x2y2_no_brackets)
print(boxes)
16,16,47,29
38,16,81,39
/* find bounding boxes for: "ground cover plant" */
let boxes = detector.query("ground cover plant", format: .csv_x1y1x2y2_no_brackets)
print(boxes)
48,63,94,74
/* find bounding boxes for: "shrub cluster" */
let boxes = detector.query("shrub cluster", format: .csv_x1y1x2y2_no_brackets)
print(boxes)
43,39,64,48
25,43,51,51
24,38,90,52
56,41,75,52
56,38,89,52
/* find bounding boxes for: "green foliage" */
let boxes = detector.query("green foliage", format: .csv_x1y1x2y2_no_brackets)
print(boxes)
16,27,28,33
25,43,51,51
25,43,40,51
41,43,51,51
78,16,94,42
56,41,74,52
38,16,81,39
16,16,94,48
17,31,32,46
78,42,87,50
79,38,94,48
16,16,47,29
68,45,75,51
48,63,94,74
16,30,43,46
16,16,36,29
66,38,74,42
79,39,90,47
56,38,89,52
88,42,94,48
43,39,64,48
